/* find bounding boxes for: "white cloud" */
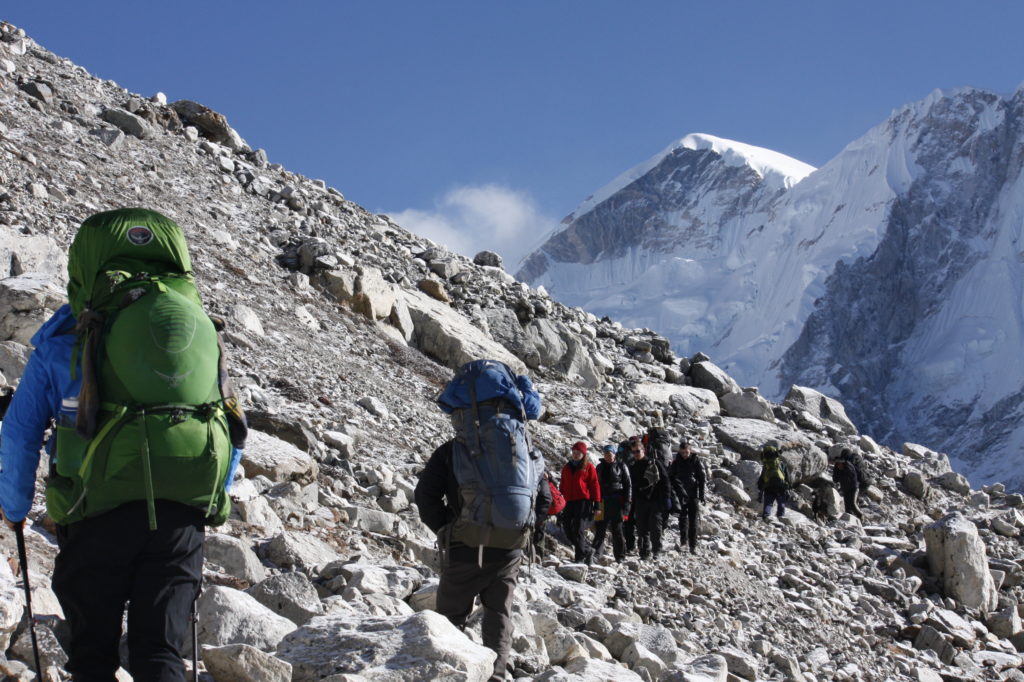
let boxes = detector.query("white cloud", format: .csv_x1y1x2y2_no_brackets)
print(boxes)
386,184,555,270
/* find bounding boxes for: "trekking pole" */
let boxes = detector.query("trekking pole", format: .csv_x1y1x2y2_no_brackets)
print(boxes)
191,588,200,682
14,523,42,675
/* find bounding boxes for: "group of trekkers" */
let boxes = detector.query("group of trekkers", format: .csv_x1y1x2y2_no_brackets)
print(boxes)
0,207,874,682
552,432,707,565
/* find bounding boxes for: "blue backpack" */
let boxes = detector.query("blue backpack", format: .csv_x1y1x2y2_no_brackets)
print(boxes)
438,360,543,551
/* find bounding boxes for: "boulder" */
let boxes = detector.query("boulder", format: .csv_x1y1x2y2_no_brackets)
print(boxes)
247,572,325,625
100,108,152,139
204,533,266,585
713,418,826,484
352,266,396,321
719,389,774,421
201,643,292,682
665,654,729,682
903,471,930,499
689,361,740,397
345,506,400,535
170,99,249,151
243,430,319,484
634,384,720,419
622,641,665,679
265,532,342,574
331,563,423,600
934,471,970,494
783,385,857,434
276,611,496,682
525,318,568,367
0,559,24,650
195,586,297,652
0,341,31,383
902,443,953,477
403,288,525,374
557,337,603,389
473,251,503,268
0,226,66,281
603,621,678,667
924,512,998,614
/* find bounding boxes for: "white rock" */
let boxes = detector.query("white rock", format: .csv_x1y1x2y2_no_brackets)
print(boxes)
243,430,319,484
195,585,297,652
276,611,496,681
924,512,998,614
201,643,292,682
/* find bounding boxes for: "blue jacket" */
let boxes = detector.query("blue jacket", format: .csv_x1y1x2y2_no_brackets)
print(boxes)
0,305,243,523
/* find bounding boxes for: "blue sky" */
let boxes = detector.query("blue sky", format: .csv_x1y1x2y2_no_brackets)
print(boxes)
7,2,1024,265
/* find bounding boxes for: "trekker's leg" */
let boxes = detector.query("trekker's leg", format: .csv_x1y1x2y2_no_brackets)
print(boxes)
776,492,787,517
436,561,488,630
649,506,663,556
126,501,206,682
479,556,522,682
592,519,607,556
687,500,699,551
52,509,138,681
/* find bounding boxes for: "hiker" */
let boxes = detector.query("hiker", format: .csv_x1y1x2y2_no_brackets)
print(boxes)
559,441,601,564
646,426,674,530
629,437,670,560
620,436,642,554
833,448,863,519
533,470,565,554
669,438,706,553
0,208,247,681
415,359,550,682
757,442,790,519
593,443,631,563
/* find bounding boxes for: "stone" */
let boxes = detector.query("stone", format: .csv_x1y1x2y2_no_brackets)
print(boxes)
100,108,152,139
622,641,665,679
0,225,66,281
170,100,249,151
232,304,266,337
201,643,292,682
902,443,953,477
634,384,720,419
408,581,438,612
18,80,52,103
333,563,423,600
924,512,998,614
925,608,975,647
242,430,319,484
236,495,285,535
353,266,396,321
986,604,1022,639
715,646,757,679
247,572,324,625
552,657,644,681
783,385,857,434
913,624,955,664
357,396,389,419
603,621,678,667
389,294,415,342
531,610,586,666
0,552,24,650
321,269,357,301
689,361,740,397
417,278,449,302
204,533,267,585
713,418,825,484
265,532,342,574
276,611,495,682
10,624,66,672
473,251,503,268
403,288,526,374
345,506,400,535
934,471,970,494
711,478,751,506
720,389,774,421
195,585,297,652
903,471,930,499
555,564,589,583
0,273,65,314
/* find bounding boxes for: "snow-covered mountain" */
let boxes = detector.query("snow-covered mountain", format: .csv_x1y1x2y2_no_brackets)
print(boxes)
518,87,1024,491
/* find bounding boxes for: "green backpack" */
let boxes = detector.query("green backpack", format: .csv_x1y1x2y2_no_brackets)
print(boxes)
47,208,246,530
760,455,787,491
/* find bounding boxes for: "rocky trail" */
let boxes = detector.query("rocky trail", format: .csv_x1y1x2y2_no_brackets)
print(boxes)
0,20,1022,682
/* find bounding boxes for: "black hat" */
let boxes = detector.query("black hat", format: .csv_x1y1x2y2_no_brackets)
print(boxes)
678,438,692,450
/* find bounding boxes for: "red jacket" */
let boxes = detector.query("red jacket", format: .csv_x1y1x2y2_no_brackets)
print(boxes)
560,460,601,502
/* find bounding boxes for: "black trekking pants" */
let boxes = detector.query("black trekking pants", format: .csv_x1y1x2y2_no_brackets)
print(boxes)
678,498,700,550
634,500,662,558
52,500,205,682
842,488,863,518
560,499,593,563
592,495,626,561
436,555,521,682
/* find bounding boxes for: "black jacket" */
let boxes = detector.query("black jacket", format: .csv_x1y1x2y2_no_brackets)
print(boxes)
414,440,552,562
629,456,669,506
669,453,706,503
833,459,860,493
596,459,632,508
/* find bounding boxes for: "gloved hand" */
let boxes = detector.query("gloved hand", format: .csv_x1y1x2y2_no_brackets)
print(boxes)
662,497,673,512
582,500,595,519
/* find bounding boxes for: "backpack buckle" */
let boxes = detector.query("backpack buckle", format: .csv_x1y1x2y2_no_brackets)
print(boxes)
169,408,187,425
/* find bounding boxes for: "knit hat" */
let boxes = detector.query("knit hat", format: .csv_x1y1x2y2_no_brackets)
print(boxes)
572,441,588,454
678,438,692,450
601,444,615,453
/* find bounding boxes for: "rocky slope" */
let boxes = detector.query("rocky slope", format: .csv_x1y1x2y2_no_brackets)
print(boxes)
518,90,1024,494
0,20,1023,682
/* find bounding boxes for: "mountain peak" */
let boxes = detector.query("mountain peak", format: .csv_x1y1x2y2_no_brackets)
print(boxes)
565,133,815,224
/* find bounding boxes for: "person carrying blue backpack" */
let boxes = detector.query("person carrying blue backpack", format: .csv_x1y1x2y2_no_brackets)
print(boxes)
415,359,550,682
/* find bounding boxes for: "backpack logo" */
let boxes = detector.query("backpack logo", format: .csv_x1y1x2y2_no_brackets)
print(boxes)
127,226,154,245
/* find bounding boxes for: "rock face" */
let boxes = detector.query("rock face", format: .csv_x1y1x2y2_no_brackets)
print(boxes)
924,513,998,614
276,611,496,681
